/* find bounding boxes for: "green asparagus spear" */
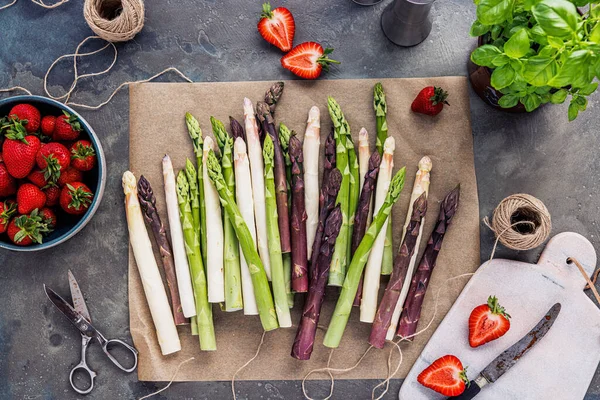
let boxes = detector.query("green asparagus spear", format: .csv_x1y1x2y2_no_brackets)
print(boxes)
206,150,279,331
263,135,293,327
176,170,216,350
346,134,360,264
327,96,351,287
279,123,294,307
185,112,207,267
323,167,406,348
211,117,243,311
374,83,394,275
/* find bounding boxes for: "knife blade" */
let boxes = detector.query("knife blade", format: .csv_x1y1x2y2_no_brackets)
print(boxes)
449,303,561,399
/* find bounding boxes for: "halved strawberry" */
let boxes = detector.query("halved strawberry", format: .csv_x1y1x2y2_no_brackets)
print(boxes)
257,2,295,52
469,296,511,348
417,355,469,397
280,42,339,80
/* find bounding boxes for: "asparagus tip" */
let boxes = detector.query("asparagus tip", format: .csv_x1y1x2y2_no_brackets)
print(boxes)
418,156,432,172
383,136,395,153
122,171,137,194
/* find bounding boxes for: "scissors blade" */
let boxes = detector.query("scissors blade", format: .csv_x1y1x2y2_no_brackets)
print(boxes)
68,270,91,322
44,285,97,339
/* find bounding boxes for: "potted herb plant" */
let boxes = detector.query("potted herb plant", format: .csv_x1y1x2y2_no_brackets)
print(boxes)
468,0,600,120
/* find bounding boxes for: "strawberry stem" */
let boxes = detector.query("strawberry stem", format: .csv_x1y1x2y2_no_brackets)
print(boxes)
430,87,449,106
13,209,50,244
317,48,341,72
67,184,93,210
260,2,273,19
487,295,511,319
71,142,96,160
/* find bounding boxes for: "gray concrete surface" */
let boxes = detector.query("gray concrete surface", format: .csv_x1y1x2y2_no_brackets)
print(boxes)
1,0,599,399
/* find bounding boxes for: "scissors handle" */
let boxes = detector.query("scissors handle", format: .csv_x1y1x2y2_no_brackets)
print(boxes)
96,333,139,373
70,335,96,395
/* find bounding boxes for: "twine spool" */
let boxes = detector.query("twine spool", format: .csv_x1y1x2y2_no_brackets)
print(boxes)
84,0,144,42
485,194,551,251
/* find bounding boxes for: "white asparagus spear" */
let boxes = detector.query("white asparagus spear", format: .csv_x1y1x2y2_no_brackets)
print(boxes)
360,137,395,323
233,137,259,315
358,128,374,226
123,171,181,355
244,98,272,280
385,156,432,340
303,106,321,261
162,155,196,318
203,136,225,303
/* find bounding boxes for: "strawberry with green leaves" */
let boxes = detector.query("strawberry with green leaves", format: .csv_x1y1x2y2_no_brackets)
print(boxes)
53,111,82,141
17,183,46,215
39,207,57,230
7,209,50,246
36,142,71,184
0,162,16,197
281,42,339,80
27,168,51,188
70,140,96,171
0,200,17,234
8,104,40,133
417,355,469,397
40,115,56,137
257,2,295,52
1,119,42,179
60,182,93,215
411,86,450,116
469,296,511,348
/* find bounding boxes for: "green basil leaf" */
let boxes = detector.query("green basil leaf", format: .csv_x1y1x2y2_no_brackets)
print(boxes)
471,45,503,67
504,28,530,58
491,24,504,40
548,50,592,88
590,22,600,43
523,56,558,86
547,36,564,48
478,0,515,25
568,101,579,121
507,24,529,37
532,0,580,38
498,94,520,107
491,64,516,89
537,45,556,57
534,86,551,94
540,92,552,102
470,20,491,36
492,54,510,66
550,88,568,103
574,95,588,110
529,24,549,45
570,0,591,6
591,5,600,18
521,93,543,111
523,0,543,10
578,82,598,96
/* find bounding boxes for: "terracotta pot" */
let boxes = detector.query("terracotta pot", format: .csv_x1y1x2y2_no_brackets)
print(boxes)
467,36,527,113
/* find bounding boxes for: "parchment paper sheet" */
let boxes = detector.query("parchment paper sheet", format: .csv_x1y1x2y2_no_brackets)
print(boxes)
128,77,480,381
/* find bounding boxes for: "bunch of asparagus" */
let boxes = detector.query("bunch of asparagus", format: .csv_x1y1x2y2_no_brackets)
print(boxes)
123,81,461,358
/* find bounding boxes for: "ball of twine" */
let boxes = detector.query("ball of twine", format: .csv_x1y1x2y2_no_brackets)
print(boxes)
485,193,551,251
83,0,144,42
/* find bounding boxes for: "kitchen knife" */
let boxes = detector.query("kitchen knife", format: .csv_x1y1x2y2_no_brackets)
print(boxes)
449,303,561,399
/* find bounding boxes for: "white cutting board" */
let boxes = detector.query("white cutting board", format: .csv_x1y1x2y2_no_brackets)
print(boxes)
400,232,600,400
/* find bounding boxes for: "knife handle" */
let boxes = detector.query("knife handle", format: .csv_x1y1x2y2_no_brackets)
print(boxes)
448,381,481,399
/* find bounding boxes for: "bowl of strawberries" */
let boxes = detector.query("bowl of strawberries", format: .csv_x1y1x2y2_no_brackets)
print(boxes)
0,96,106,251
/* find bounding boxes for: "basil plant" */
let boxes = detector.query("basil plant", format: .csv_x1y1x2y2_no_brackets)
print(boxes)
470,0,600,120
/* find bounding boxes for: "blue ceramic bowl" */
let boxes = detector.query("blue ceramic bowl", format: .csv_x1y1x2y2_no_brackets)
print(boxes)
0,95,106,251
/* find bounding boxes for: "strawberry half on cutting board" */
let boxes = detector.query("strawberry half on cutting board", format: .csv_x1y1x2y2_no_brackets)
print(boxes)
281,42,339,80
417,355,469,397
469,296,511,347
257,2,295,52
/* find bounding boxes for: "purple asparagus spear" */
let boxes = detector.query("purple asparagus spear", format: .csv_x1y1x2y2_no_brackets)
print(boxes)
289,135,309,293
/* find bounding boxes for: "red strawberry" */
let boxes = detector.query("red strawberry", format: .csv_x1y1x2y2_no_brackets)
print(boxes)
0,200,17,234
468,296,511,348
257,2,295,52
44,186,60,207
27,168,50,188
8,104,41,133
411,86,450,116
41,115,57,137
417,355,469,397
1,120,42,179
57,166,83,187
16,183,46,215
0,162,16,197
7,209,50,246
280,42,339,80
53,111,82,141
60,182,93,215
36,142,71,184
39,207,57,229
70,140,96,171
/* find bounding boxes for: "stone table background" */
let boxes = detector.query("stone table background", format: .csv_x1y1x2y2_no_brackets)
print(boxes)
0,0,599,399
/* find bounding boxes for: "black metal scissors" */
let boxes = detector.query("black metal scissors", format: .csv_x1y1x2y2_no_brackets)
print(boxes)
44,270,138,395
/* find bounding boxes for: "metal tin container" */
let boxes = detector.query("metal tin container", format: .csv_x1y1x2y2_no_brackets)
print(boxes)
381,0,435,47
